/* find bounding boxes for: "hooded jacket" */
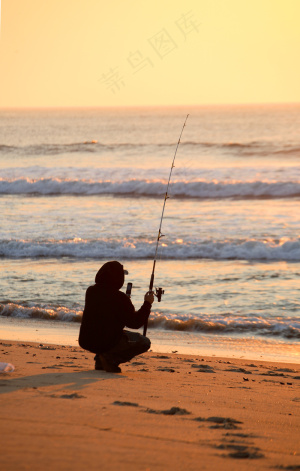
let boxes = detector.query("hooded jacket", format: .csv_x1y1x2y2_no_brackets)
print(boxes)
78,261,151,353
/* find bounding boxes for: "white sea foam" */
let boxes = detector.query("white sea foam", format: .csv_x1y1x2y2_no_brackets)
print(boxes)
1,177,300,199
2,165,300,182
148,312,300,339
1,237,300,261
1,302,299,339
0,302,81,323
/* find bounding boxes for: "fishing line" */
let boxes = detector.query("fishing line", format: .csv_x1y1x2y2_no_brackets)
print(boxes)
143,114,189,337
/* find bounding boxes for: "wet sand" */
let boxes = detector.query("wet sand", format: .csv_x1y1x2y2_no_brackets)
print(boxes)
0,340,299,470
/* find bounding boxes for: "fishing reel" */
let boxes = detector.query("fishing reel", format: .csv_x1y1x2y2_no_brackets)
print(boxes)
155,287,164,302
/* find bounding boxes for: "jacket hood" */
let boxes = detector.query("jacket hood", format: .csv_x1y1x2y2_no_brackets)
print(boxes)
95,261,125,290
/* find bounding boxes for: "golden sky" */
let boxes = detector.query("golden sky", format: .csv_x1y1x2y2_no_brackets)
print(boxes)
0,0,299,107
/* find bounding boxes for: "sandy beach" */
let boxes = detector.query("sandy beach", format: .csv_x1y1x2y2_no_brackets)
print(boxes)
0,340,299,470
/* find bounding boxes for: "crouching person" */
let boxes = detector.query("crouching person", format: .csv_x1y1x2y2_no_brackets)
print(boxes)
79,261,154,373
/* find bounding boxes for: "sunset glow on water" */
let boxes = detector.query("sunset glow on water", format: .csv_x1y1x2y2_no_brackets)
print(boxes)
0,106,299,362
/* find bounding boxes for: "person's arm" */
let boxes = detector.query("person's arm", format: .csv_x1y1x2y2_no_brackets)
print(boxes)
119,291,154,329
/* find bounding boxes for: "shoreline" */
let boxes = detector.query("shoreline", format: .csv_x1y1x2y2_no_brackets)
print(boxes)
0,340,299,470
1,316,299,365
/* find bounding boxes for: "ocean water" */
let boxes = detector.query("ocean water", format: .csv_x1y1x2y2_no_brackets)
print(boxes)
0,105,299,362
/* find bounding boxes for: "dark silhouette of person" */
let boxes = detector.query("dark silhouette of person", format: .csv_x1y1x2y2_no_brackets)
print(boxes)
79,261,154,372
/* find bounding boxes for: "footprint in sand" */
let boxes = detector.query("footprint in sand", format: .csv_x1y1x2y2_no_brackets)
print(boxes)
113,401,139,407
50,392,85,399
112,402,191,416
217,443,264,459
226,367,252,374
194,416,243,430
157,367,176,373
145,406,191,416
260,371,287,377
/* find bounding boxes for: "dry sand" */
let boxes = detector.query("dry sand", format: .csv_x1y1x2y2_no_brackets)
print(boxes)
0,340,299,471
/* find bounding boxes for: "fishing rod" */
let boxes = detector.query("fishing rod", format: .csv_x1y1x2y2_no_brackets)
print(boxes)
143,114,189,337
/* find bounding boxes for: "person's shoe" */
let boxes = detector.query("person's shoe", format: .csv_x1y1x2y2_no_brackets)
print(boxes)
95,360,104,370
100,354,122,373
94,354,104,370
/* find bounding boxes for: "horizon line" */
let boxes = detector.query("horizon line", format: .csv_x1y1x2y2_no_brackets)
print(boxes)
0,101,299,111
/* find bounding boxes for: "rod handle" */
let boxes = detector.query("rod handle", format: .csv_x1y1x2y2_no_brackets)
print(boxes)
149,272,154,291
143,320,148,337
144,270,155,336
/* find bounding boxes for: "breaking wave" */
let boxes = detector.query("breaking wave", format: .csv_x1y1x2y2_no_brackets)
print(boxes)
0,302,82,323
148,313,300,340
1,302,299,339
1,140,299,157
1,177,300,199
1,237,300,261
